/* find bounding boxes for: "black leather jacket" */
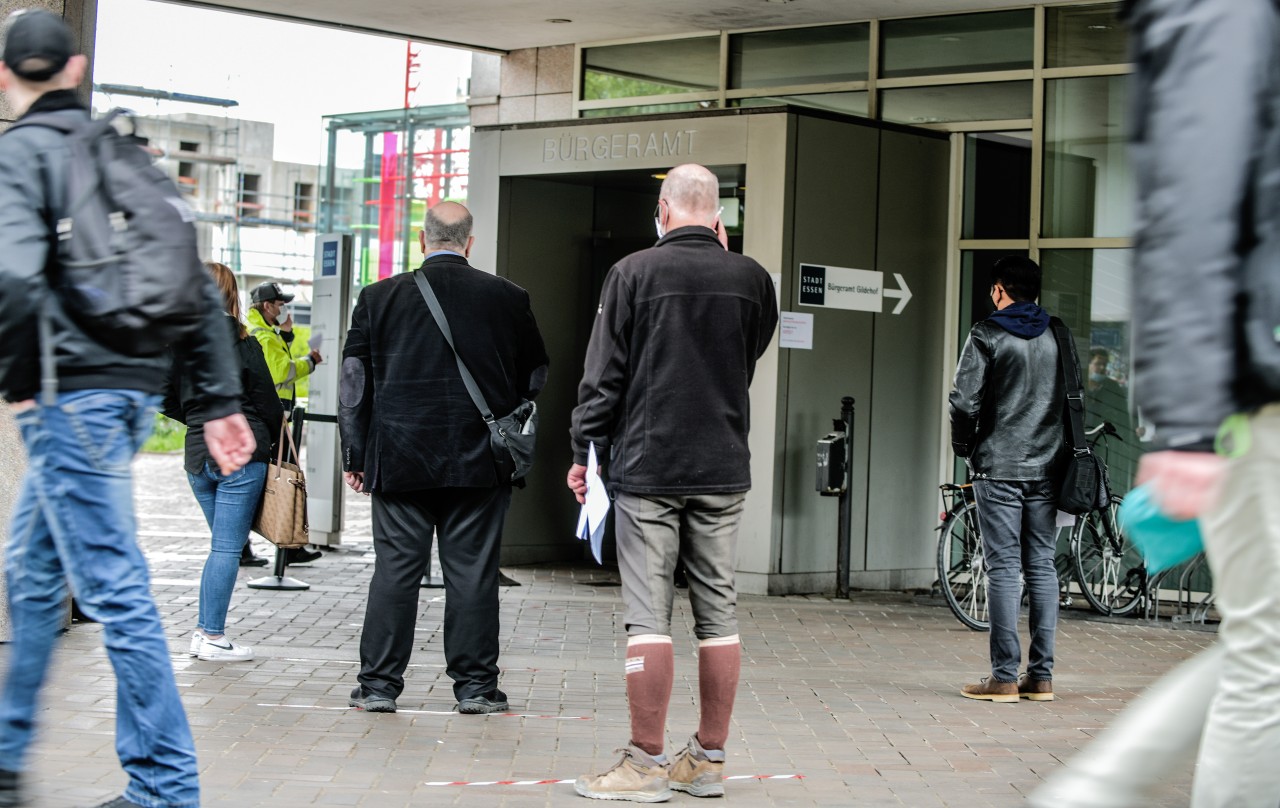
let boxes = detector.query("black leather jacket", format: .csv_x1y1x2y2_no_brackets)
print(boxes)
949,319,1072,481
0,91,241,418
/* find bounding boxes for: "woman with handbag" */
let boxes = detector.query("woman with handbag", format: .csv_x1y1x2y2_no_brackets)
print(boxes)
162,262,283,662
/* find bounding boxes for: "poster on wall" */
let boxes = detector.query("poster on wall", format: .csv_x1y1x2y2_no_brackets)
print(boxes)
779,312,814,350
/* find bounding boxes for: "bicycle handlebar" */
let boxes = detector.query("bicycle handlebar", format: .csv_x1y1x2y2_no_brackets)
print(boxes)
1085,420,1122,442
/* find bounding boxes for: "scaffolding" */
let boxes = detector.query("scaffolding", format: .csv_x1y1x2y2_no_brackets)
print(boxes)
320,103,471,287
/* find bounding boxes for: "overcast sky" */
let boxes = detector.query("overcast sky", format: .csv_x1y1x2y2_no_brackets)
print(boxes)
92,0,473,165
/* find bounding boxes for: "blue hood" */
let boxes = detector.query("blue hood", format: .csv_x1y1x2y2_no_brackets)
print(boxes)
987,301,1049,339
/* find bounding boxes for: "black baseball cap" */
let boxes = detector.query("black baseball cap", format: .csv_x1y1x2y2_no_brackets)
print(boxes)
1,9,75,82
251,281,295,304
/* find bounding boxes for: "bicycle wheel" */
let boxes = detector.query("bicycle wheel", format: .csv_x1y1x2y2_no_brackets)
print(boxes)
1072,495,1145,616
936,500,990,631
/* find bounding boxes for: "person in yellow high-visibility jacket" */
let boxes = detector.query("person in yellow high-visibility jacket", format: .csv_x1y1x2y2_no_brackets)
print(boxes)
247,281,322,411
247,281,325,566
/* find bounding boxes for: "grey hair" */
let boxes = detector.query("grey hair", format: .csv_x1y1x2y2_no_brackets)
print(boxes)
659,164,719,222
423,206,473,250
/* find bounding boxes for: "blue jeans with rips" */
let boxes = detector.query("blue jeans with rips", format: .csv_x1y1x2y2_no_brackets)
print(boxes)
972,478,1059,683
0,390,200,808
187,460,266,635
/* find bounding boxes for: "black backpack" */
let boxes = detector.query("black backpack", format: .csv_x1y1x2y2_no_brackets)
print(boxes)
12,108,210,357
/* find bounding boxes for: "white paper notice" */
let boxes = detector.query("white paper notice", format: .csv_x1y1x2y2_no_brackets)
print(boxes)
779,312,814,350
575,442,610,564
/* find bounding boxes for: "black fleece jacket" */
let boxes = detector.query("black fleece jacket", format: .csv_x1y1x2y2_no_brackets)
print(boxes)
571,226,778,495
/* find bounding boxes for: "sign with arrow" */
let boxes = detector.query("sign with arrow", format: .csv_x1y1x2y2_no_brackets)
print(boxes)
798,263,912,315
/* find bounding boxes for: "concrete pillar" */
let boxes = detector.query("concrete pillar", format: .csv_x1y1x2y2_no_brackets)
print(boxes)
0,410,22,641
0,0,94,637
0,0,98,123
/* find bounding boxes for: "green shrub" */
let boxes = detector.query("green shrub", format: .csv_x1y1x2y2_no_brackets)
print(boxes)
143,412,186,454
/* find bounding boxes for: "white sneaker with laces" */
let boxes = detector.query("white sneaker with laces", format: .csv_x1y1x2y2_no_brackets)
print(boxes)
195,635,254,662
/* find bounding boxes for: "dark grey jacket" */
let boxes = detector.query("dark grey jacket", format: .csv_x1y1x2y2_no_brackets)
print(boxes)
339,253,548,493
949,320,1070,481
1127,0,1280,450
0,91,241,419
570,226,778,495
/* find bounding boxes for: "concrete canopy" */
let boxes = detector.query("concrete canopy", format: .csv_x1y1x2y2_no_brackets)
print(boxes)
172,0,1042,52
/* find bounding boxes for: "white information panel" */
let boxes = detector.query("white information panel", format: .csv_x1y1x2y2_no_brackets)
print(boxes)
798,263,913,315
305,234,354,546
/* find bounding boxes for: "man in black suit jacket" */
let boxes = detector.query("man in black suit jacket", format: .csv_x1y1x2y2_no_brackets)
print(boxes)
339,201,548,714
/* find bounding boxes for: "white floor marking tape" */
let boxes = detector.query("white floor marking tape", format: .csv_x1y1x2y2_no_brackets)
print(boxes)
423,774,805,787
271,658,534,672
256,703,591,720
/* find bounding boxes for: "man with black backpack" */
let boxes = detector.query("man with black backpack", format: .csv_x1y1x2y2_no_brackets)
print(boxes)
0,10,254,808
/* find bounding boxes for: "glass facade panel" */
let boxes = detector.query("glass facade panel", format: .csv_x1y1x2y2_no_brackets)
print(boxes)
1041,249,1144,493
730,92,869,117
1046,3,1127,68
729,24,870,89
581,101,717,118
880,81,1032,124
962,132,1031,240
1043,76,1132,238
583,38,720,100
881,11,1034,78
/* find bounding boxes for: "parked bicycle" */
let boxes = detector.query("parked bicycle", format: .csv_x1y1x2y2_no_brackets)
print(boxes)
935,420,1145,630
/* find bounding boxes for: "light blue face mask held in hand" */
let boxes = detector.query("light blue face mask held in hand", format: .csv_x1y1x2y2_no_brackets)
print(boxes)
1119,413,1250,573
1118,485,1204,574
1116,486,1203,576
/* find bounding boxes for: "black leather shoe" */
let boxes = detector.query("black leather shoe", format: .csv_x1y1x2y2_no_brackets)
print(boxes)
285,546,323,565
457,689,509,714
239,548,269,568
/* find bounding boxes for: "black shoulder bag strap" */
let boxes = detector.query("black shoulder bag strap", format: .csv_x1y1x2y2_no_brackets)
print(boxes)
412,270,498,426
1049,316,1089,457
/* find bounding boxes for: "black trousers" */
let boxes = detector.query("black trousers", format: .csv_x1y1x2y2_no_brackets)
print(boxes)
357,485,512,703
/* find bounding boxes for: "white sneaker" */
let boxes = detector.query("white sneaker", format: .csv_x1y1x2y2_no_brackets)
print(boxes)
188,631,203,657
195,634,254,662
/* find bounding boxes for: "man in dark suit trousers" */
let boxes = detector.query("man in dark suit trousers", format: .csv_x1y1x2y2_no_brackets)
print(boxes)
339,201,548,714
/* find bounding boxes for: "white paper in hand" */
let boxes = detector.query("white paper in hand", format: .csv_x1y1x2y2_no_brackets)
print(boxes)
575,442,610,564
308,330,325,351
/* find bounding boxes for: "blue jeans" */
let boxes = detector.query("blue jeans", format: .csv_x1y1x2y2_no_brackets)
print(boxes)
188,460,267,635
972,478,1058,683
0,390,199,808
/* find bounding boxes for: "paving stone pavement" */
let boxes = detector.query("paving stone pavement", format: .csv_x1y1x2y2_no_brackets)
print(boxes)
0,453,1215,807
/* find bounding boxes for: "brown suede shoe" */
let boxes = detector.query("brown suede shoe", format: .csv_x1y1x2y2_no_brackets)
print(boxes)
961,676,1019,703
1018,674,1054,701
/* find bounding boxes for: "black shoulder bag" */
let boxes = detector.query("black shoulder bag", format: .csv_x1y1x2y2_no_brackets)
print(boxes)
1050,317,1110,515
413,271,538,484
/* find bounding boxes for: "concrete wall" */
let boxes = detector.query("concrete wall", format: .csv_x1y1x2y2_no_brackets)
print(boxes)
470,46,575,127
775,117,950,594
0,0,97,124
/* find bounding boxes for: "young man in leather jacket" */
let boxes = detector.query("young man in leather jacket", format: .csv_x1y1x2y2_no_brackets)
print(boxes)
949,255,1073,704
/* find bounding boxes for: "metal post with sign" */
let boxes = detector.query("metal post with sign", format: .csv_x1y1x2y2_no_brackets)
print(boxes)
306,234,354,546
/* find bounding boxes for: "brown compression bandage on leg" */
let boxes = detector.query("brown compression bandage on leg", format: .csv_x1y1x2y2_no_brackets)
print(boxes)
625,634,674,758
696,635,741,751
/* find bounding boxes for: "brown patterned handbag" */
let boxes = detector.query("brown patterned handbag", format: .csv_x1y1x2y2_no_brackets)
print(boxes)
252,420,309,548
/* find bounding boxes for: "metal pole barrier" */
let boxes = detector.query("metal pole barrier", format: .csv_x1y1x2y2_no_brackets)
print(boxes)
836,396,855,599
